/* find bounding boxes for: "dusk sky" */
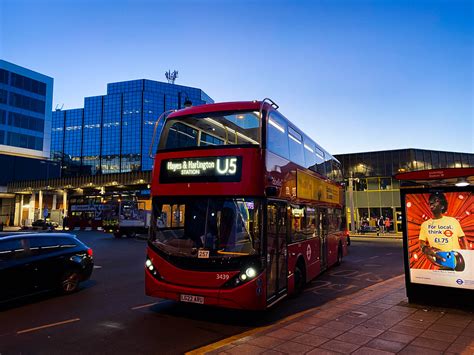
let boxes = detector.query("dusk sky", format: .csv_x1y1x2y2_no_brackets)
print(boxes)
1,0,472,154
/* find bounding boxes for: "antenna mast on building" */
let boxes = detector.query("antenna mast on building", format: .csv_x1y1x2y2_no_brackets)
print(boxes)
165,70,178,84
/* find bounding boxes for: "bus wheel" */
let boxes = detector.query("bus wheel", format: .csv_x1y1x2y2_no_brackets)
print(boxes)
113,232,122,238
336,243,343,266
294,261,306,295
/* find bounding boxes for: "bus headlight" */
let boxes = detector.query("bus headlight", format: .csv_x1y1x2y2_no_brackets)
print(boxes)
245,267,257,278
224,266,260,288
145,257,160,278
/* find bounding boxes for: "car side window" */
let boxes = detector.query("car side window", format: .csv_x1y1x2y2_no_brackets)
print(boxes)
0,239,29,261
58,237,78,248
29,237,61,255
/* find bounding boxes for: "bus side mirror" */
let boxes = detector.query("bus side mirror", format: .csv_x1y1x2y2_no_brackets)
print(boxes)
265,186,278,197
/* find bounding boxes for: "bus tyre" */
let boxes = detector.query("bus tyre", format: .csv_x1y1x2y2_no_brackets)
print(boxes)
113,232,122,238
336,243,343,266
294,261,306,295
60,271,80,294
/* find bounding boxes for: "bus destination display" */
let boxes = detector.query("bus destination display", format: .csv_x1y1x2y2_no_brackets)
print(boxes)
160,156,242,183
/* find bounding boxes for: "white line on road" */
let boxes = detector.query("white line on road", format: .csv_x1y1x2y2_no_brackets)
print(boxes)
17,318,80,335
369,256,380,259
131,302,158,310
93,265,103,269
386,253,393,255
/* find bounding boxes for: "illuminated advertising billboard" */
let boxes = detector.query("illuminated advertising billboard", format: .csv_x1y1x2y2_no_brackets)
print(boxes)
405,190,474,290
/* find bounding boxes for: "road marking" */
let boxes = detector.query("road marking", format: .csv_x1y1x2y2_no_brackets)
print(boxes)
386,253,393,255
131,302,159,310
93,265,102,269
17,318,80,335
369,255,379,259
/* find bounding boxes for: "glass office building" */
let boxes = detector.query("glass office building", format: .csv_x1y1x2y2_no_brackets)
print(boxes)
52,79,213,175
335,149,474,233
0,60,53,159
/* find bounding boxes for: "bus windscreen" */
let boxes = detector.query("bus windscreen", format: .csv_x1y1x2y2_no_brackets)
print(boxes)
149,197,261,258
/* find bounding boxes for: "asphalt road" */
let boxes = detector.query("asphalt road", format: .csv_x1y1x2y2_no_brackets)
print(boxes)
0,232,403,355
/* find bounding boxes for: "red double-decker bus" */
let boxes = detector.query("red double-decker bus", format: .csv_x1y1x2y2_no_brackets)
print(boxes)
145,99,348,310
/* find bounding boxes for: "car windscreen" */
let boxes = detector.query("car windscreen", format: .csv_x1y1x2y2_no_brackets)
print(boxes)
149,197,261,258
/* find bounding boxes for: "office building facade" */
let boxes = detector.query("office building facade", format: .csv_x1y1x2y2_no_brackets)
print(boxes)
0,60,53,159
0,60,58,225
52,79,213,175
335,149,474,233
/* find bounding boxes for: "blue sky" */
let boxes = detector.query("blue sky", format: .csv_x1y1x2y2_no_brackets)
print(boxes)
1,0,472,154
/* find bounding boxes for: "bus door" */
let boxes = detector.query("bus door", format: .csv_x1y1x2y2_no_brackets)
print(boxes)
266,201,288,304
318,208,328,271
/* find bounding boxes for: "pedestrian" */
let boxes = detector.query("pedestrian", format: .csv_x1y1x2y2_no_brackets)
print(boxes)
384,217,391,233
63,215,69,231
378,216,385,234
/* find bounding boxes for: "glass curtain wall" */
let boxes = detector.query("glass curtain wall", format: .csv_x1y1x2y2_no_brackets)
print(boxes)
83,96,103,174
142,92,164,171
121,92,142,172
51,111,65,162
63,109,83,165
101,95,121,174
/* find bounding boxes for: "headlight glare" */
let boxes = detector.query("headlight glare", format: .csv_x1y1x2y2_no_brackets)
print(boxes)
245,267,257,278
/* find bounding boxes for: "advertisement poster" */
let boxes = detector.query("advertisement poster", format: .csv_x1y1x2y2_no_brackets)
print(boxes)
406,191,474,289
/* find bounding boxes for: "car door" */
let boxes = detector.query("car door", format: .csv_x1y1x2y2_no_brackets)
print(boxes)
0,238,34,301
28,237,64,291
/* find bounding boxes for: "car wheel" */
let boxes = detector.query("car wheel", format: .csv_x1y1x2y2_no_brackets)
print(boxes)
114,232,122,238
61,271,80,294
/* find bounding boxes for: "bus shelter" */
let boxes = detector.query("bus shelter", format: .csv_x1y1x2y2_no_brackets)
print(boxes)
395,168,474,308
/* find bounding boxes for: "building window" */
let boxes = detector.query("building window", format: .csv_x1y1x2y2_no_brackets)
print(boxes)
10,72,46,95
380,178,391,190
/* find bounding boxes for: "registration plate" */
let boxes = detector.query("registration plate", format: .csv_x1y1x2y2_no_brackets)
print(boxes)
180,294,204,304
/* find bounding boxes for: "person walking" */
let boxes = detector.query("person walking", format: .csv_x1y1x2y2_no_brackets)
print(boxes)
385,217,391,233
378,216,385,234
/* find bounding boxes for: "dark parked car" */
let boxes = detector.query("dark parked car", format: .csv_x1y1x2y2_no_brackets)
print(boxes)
31,219,59,230
0,233,93,303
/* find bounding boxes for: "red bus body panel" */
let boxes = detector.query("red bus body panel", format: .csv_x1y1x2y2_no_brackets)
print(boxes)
146,248,267,310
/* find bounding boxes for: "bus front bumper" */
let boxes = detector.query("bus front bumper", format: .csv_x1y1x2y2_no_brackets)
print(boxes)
145,269,267,310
